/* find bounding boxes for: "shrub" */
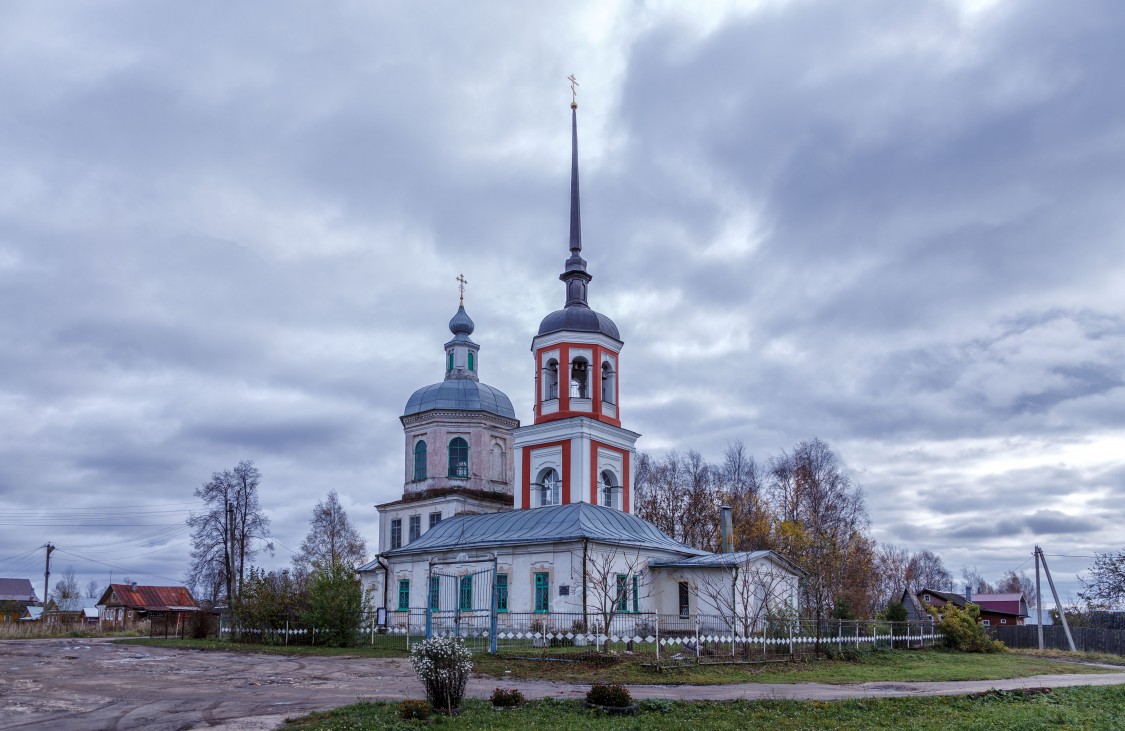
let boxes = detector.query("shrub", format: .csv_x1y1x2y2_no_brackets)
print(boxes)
490,687,525,707
586,682,632,707
301,560,365,647
399,699,431,720
931,603,1005,653
409,637,473,713
881,600,908,623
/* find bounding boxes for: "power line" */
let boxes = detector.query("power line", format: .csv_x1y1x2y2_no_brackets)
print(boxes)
52,548,184,586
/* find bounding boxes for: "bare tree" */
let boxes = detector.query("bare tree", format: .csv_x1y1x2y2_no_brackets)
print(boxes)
572,546,651,651
906,550,952,592
874,543,911,607
634,450,722,550
718,440,772,551
996,569,1037,611
186,460,273,604
85,579,101,600
768,438,869,623
292,490,368,580
51,566,81,612
692,555,798,656
1078,548,1125,610
960,566,995,595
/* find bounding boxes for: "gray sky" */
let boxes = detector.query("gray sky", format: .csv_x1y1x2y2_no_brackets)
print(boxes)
2,0,1122,605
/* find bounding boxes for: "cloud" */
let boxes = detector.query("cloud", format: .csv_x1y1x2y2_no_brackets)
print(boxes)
1,0,1123,603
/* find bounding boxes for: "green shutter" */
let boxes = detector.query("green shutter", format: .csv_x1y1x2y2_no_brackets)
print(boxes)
398,579,410,611
459,575,473,611
496,574,508,612
534,572,549,613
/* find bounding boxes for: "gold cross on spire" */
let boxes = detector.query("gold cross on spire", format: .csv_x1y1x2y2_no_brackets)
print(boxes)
456,273,468,305
567,74,579,109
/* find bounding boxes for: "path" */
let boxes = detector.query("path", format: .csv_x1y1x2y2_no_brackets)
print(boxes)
1,639,1122,730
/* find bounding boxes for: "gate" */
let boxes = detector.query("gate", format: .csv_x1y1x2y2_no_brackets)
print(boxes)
426,554,498,653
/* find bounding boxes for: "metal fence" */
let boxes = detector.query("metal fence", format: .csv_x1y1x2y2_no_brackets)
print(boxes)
218,610,942,660
416,610,941,661
989,625,1125,655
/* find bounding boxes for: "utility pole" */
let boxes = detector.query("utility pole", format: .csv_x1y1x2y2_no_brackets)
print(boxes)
1036,546,1076,652
225,500,235,605
1035,546,1044,650
43,542,55,605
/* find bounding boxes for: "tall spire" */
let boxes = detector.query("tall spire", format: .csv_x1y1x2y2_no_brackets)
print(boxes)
561,77,592,309
568,106,582,257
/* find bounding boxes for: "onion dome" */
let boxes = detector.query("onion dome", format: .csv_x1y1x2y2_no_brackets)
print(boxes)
403,300,515,420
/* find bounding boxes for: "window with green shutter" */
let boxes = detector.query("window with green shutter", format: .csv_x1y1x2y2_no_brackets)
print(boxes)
429,576,440,610
397,579,410,611
459,575,473,611
413,440,427,481
448,437,469,478
496,574,508,612
534,572,549,613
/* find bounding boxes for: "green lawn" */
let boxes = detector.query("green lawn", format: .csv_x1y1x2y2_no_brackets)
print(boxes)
119,638,1109,685
283,686,1125,731
471,648,1108,685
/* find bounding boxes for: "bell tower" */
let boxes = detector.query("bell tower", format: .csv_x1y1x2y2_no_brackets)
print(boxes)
513,92,639,513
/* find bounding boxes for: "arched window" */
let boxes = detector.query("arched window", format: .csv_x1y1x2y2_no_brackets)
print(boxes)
543,359,559,400
467,351,474,372
448,437,469,478
570,357,589,398
536,467,561,507
490,443,505,481
601,361,615,404
601,470,618,509
413,440,427,481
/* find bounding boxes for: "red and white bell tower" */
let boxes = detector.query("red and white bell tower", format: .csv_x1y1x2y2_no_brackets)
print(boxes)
513,100,639,513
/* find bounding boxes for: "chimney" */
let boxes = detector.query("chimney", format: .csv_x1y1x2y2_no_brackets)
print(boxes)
130,581,137,592
720,506,734,553
965,585,972,603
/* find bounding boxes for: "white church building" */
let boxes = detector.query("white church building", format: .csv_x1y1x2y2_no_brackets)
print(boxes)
357,102,803,632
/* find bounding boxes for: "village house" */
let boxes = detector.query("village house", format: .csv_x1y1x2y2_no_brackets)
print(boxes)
0,578,40,625
97,583,199,630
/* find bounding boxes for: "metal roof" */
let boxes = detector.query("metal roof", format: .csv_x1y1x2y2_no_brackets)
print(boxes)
537,306,620,341
380,502,707,558
0,578,38,602
100,584,198,611
403,379,516,419
649,550,808,577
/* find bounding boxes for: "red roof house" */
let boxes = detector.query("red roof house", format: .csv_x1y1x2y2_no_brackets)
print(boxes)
913,588,1028,627
97,583,199,629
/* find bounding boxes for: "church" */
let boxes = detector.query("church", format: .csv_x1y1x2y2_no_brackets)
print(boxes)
357,99,803,633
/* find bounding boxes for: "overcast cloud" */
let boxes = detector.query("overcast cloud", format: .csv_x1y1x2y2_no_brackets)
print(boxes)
1,0,1122,604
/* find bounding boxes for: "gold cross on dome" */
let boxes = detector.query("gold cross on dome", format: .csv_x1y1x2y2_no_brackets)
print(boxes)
456,273,468,305
567,74,579,108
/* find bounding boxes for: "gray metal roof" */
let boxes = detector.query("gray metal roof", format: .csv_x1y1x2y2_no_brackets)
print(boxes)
537,306,620,341
0,578,38,602
403,379,516,419
381,502,707,558
650,550,807,577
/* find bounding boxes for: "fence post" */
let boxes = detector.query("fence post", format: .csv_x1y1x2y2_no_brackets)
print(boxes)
655,612,660,662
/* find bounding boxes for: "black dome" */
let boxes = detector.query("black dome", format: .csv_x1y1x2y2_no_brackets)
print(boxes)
536,306,620,341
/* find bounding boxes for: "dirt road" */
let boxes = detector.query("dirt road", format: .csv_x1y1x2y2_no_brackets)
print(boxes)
1,638,1123,730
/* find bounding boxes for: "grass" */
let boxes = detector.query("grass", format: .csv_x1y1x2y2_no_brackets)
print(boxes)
1010,648,1125,667
471,648,1109,685
282,686,1125,731
119,638,1111,685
